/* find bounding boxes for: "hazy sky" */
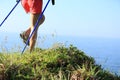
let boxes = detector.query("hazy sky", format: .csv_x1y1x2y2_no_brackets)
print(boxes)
0,0,120,38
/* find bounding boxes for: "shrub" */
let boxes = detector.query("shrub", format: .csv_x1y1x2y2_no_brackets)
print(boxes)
0,45,119,80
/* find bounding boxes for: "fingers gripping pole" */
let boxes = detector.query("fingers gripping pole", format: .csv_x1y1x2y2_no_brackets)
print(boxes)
0,0,20,27
21,0,51,54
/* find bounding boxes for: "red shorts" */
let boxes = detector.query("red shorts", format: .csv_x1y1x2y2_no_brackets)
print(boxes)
21,0,43,14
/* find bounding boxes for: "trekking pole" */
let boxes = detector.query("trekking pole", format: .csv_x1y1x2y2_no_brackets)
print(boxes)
0,0,20,27
21,0,55,54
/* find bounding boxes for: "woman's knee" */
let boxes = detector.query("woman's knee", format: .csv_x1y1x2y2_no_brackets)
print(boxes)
40,14,45,25
30,13,45,28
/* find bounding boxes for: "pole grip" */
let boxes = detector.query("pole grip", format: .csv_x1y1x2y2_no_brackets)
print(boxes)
52,0,55,5
16,0,20,2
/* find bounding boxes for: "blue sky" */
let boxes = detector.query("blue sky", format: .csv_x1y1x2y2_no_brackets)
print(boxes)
0,0,120,38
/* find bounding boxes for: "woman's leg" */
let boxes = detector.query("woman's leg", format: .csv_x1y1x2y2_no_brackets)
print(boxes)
29,13,45,52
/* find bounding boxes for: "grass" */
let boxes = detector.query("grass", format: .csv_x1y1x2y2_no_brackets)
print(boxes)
0,45,120,80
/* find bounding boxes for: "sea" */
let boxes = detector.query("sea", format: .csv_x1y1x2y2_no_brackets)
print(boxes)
0,32,120,75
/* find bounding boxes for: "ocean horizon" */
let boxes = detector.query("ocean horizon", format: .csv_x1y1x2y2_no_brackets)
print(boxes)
0,32,120,75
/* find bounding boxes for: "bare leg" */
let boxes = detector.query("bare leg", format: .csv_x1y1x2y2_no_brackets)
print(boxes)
29,14,45,52
25,28,31,37
25,14,45,36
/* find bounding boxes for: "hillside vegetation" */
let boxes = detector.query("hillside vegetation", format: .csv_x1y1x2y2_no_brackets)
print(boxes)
0,45,120,80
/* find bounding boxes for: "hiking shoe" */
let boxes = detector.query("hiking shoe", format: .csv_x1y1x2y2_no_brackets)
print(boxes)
20,31,29,46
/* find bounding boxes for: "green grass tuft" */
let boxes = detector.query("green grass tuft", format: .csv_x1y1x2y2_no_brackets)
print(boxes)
0,45,120,80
